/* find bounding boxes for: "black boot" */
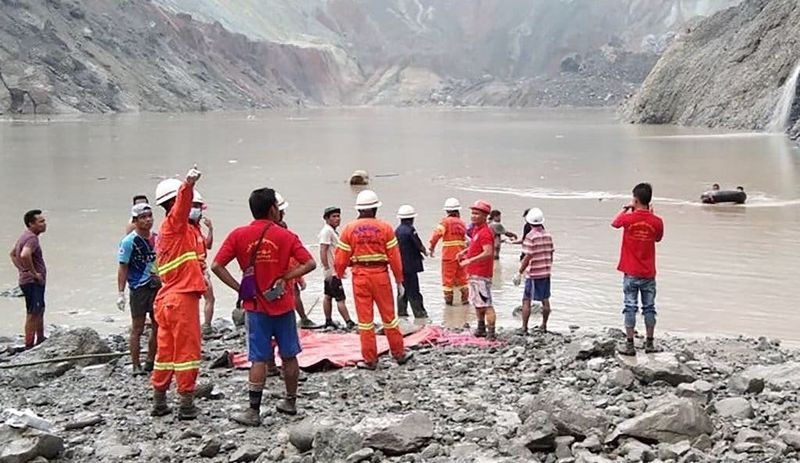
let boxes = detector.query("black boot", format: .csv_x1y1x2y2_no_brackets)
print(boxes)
410,298,428,319
397,294,409,317
474,321,487,338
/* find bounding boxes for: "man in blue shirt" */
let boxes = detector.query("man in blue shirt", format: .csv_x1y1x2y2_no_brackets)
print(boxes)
118,203,161,375
395,205,428,319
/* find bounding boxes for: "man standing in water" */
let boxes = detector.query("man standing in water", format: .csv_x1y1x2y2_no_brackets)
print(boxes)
318,206,355,329
459,201,497,339
489,210,518,260
612,183,664,355
10,210,48,349
514,208,554,333
429,198,469,306
395,205,428,319
117,203,160,375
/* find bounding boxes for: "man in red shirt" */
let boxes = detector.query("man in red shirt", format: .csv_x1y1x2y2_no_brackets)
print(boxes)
212,187,316,426
459,200,497,340
611,182,664,355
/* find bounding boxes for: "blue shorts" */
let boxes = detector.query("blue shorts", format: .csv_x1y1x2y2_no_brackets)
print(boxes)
523,277,550,301
247,311,301,362
20,283,46,314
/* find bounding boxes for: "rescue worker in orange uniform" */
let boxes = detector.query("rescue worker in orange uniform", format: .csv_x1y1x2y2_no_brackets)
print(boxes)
429,198,469,306
151,166,207,420
334,190,413,370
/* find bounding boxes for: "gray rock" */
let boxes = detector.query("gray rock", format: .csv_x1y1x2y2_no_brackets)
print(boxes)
727,374,765,394
345,447,374,463
519,389,610,439
420,443,442,459
778,429,800,450
610,368,637,389
451,443,480,459
573,434,603,453
606,398,713,444
200,438,222,458
230,445,263,463
464,426,491,440
574,450,615,463
734,429,764,444
713,397,754,419
0,425,64,462
96,444,140,460
676,380,714,403
587,358,605,372
357,413,433,456
692,434,713,451
313,427,363,462
516,411,557,451
555,436,575,459
618,352,697,386
619,439,655,462
289,419,316,452
575,338,616,360
658,440,691,460
732,442,762,454
738,362,800,389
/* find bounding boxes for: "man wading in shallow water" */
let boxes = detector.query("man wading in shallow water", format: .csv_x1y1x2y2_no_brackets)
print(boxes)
612,182,664,355
10,210,48,349
459,200,497,340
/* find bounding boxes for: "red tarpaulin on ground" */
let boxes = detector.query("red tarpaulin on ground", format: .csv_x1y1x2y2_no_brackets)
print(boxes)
229,325,502,371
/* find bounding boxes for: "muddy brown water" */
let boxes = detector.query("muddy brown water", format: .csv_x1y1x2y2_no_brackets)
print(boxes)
1,108,799,341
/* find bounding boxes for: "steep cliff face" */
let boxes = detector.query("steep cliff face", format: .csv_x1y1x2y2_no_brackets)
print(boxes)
0,0,358,114
624,0,800,135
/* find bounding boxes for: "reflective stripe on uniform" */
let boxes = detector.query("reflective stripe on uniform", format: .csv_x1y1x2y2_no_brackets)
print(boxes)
154,361,174,371
442,285,454,291
158,251,199,276
337,241,352,252
386,237,398,249
442,240,466,247
351,253,388,263
174,360,201,372
357,322,375,331
384,318,400,330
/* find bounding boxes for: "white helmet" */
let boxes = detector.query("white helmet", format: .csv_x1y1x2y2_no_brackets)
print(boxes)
396,205,417,219
355,190,382,210
525,207,545,225
193,190,204,204
275,192,288,211
155,178,183,206
443,197,461,211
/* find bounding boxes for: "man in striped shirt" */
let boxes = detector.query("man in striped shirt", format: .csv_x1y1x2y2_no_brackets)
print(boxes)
514,208,554,333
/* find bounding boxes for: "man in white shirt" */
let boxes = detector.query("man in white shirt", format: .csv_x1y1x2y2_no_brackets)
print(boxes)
318,207,355,329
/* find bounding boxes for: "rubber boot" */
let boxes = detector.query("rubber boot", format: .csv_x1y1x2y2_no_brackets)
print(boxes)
178,392,200,421
487,325,497,341
397,294,409,317
617,340,636,356
444,291,454,306
276,396,297,415
151,389,171,417
410,298,428,319
460,287,470,306
231,407,262,427
474,321,487,338
395,350,414,365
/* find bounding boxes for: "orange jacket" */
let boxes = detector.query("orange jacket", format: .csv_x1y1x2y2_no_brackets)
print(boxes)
190,224,207,271
334,218,403,284
156,182,207,295
429,215,468,261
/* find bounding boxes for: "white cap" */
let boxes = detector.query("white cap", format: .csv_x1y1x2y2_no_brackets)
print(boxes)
355,190,382,210
131,203,152,218
525,207,545,225
443,197,461,211
397,205,417,219
275,192,288,211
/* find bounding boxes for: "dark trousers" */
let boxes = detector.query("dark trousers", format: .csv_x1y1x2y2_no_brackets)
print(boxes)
398,272,427,318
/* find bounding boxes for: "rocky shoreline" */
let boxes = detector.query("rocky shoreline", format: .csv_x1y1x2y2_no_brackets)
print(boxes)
2,320,800,463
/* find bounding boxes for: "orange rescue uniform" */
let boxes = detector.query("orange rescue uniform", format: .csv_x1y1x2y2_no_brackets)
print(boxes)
429,216,468,302
152,182,207,394
334,218,404,364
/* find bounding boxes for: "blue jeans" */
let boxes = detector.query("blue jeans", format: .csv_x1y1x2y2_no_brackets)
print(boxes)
622,275,656,329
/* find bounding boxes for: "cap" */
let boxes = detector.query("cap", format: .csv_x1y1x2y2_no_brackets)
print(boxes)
470,200,492,215
323,206,341,219
131,203,152,218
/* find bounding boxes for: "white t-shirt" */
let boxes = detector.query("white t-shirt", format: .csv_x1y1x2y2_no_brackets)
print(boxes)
318,224,339,278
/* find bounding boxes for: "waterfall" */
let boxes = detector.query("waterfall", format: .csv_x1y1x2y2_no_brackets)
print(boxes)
768,61,800,132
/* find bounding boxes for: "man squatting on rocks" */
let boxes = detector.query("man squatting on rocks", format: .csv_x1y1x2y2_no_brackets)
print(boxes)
318,206,356,329
10,209,48,349
150,167,206,420
612,182,664,355
334,190,413,370
212,187,316,425
429,198,469,306
117,202,160,375
459,200,498,340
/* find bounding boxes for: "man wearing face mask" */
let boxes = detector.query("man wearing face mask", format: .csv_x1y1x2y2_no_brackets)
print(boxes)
150,167,207,420
190,192,216,337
